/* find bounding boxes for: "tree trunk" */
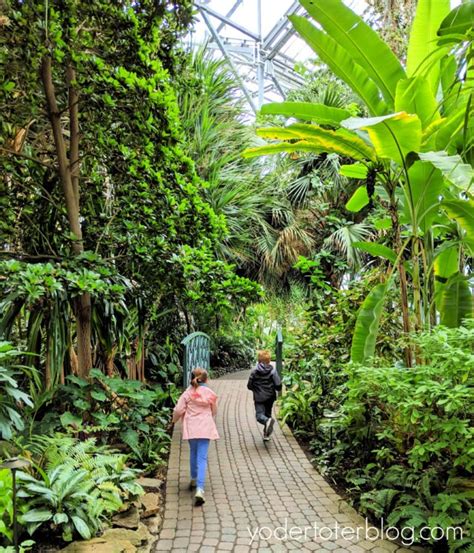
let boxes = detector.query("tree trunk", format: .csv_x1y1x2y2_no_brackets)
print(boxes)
105,347,116,377
41,55,92,377
75,293,92,378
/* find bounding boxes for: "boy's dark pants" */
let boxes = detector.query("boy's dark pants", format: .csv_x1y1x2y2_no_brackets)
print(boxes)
255,397,275,425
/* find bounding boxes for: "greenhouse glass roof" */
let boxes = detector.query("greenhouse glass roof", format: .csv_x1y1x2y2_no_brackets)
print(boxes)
187,0,366,112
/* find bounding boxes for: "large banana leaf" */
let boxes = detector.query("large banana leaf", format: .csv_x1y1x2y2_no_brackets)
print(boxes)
404,161,445,233
438,3,474,40
289,14,387,116
299,0,404,107
242,141,334,158
434,244,460,314
254,124,376,161
351,283,388,364
440,55,460,115
352,242,398,265
418,151,474,191
406,0,450,91
342,112,422,167
434,104,469,151
260,102,351,126
442,199,474,253
395,77,440,129
439,273,473,327
339,163,368,179
434,244,459,279
345,187,370,212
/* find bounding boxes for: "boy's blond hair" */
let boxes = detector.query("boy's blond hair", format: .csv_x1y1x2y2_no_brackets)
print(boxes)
257,350,271,364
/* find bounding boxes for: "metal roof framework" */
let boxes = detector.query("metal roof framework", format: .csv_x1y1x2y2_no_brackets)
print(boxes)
191,1,309,114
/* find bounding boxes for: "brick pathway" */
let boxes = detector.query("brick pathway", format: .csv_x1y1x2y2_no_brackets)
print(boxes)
155,371,416,552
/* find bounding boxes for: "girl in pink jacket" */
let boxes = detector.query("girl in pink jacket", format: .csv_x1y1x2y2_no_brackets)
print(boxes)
172,368,219,505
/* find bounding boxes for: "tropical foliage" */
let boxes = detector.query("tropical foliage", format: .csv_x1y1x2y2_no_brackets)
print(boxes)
245,0,474,366
1,0,473,550
274,1,473,549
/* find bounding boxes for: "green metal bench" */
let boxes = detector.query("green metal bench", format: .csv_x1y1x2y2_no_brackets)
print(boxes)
181,331,210,388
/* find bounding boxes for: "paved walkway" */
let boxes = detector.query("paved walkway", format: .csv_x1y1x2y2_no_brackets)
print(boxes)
155,371,415,552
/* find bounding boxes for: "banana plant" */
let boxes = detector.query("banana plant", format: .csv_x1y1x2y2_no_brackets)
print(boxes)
244,0,474,364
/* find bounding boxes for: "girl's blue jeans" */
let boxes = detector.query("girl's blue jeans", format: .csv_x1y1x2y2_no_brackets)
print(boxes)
189,438,210,490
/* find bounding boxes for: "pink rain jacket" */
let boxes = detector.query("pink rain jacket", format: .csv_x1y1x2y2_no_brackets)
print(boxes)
172,385,219,440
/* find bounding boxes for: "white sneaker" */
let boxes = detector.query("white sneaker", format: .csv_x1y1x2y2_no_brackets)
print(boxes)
266,417,275,437
195,488,205,506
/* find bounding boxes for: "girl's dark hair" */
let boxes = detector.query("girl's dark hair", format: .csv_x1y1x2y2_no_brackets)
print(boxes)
191,368,208,388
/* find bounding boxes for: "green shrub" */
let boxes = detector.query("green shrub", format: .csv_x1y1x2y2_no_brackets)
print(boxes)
339,323,474,550
210,332,255,372
36,370,173,473
16,435,143,543
0,343,34,440
0,469,13,544
280,270,402,450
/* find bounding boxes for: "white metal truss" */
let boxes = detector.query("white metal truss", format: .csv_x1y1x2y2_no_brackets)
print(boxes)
189,1,310,113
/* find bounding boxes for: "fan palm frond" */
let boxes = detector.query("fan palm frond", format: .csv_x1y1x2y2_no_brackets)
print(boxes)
324,222,373,268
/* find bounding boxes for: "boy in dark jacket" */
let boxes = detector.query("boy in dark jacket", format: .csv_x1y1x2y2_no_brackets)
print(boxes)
247,350,282,441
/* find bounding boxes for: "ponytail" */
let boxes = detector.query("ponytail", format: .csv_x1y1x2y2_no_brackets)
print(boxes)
191,368,208,388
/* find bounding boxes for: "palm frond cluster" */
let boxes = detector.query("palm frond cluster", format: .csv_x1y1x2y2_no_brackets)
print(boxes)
180,49,372,291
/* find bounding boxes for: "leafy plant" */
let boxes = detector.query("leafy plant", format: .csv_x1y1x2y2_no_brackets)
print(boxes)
16,434,143,543
0,343,33,440
36,370,173,472
210,332,255,372
339,323,474,549
245,0,474,365
18,464,108,541
0,470,13,544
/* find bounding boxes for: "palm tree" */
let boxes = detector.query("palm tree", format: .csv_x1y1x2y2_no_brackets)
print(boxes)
178,47,314,290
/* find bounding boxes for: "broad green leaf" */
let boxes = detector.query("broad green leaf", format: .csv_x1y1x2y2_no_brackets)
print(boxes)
434,107,466,151
21,509,53,523
395,77,440,128
434,245,459,279
0,419,12,440
352,242,398,265
438,3,474,38
418,151,474,191
434,245,461,312
253,125,376,160
439,273,473,327
0,519,12,540
351,283,388,363
443,199,474,253
260,102,351,125
289,14,387,116
373,217,392,230
406,0,450,91
60,411,82,429
346,187,370,212
71,515,92,540
404,161,445,233
342,112,422,167
53,513,69,525
242,141,323,158
440,55,460,116
299,0,405,106
339,163,368,179
90,390,107,402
